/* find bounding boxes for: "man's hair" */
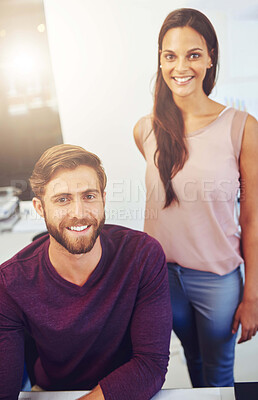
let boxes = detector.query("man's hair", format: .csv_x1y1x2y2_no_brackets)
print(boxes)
30,144,107,198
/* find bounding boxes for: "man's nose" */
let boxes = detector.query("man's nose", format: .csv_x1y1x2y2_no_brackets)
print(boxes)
69,199,87,219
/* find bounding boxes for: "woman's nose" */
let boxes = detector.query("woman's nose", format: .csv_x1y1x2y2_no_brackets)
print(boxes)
174,57,189,72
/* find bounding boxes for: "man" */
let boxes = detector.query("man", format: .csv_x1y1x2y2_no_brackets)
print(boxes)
0,144,172,400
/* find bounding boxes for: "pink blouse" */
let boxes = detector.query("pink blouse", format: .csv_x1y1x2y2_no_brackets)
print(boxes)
139,107,248,275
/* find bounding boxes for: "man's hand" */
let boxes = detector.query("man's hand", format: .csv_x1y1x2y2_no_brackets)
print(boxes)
232,298,258,343
78,385,105,400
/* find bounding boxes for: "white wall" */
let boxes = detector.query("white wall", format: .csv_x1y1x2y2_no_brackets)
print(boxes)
43,0,258,230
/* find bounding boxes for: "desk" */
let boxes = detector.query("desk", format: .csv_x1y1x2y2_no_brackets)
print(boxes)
19,388,235,400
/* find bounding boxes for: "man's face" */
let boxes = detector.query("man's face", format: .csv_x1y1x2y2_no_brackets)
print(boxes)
34,165,105,254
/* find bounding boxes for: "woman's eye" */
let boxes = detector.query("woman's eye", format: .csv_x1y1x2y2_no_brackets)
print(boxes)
189,53,200,60
164,54,175,61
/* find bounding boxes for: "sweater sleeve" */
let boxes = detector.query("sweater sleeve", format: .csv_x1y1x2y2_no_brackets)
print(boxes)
99,240,172,400
0,274,25,400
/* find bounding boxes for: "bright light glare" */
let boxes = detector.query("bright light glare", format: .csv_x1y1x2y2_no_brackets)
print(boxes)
3,45,41,96
4,46,41,83
13,52,37,75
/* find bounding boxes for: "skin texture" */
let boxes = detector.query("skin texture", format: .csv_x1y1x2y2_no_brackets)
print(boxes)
134,26,258,343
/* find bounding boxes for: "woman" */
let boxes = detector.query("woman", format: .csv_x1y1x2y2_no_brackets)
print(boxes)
134,8,258,387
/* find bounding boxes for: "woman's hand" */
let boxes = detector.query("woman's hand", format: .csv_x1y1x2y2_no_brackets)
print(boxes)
232,297,258,343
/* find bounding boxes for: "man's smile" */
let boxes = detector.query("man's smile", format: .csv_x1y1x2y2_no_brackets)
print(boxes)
67,225,90,232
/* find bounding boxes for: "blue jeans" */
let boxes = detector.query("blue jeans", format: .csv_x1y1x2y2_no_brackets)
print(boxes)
167,263,244,387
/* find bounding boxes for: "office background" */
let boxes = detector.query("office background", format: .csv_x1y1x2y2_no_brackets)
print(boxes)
43,0,258,231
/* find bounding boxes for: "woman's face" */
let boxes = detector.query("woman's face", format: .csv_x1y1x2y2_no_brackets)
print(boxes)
160,26,212,99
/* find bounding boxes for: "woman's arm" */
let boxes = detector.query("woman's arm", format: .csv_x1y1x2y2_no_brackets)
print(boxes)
232,114,258,343
133,117,148,159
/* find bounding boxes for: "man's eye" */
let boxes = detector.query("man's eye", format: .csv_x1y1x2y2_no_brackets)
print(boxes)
57,197,69,203
85,194,95,200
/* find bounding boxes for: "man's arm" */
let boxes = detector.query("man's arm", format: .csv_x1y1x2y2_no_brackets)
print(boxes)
97,240,172,400
0,279,25,400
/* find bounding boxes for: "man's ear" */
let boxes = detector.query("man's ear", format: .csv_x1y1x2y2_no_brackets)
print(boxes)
32,197,44,218
102,191,106,206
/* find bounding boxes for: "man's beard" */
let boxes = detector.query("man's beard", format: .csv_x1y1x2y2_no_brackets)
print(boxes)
45,213,105,255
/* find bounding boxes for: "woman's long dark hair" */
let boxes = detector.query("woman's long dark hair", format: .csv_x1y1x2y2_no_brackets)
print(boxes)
153,8,219,207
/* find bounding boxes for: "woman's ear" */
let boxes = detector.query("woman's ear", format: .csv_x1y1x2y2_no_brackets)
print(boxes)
208,48,215,68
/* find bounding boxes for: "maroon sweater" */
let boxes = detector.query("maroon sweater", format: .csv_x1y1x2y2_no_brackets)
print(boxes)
0,225,172,400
